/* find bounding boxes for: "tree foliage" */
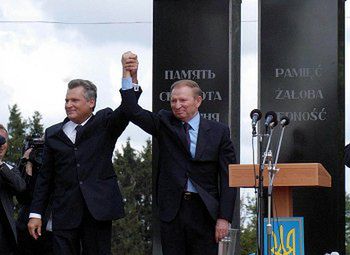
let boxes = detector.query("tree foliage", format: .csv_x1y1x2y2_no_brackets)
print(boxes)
28,111,44,136
240,192,257,255
6,104,28,164
112,138,152,255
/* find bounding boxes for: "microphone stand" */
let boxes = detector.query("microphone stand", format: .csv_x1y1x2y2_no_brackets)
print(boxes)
266,124,287,255
251,125,260,255
257,124,275,255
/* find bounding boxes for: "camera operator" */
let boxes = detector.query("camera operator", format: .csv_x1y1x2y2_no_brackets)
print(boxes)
0,124,26,255
16,134,53,255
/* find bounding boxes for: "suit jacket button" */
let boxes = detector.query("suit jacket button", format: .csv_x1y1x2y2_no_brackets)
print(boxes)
77,163,80,167
79,181,83,185
74,147,78,151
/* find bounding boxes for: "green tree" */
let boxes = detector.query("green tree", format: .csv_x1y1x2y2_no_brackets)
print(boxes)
346,193,350,255
28,111,44,136
240,193,257,255
112,138,152,255
6,104,27,164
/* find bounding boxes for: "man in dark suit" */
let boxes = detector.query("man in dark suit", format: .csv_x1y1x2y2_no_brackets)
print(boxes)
28,78,140,254
0,124,26,255
120,52,237,254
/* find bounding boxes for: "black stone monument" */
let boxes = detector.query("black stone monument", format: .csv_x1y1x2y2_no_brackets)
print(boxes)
259,1,345,254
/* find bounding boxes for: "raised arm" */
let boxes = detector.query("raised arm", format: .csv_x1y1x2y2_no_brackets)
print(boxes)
107,51,141,138
120,52,161,137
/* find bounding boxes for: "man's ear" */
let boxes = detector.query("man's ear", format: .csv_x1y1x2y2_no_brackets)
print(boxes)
196,96,203,108
89,99,96,110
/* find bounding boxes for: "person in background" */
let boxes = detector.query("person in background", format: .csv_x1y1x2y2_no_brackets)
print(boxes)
16,134,53,255
0,124,26,255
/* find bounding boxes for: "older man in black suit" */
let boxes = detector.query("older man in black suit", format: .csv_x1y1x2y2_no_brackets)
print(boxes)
120,52,237,255
28,77,140,254
0,124,26,255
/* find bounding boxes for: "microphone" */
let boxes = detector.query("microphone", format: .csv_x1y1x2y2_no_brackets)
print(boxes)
264,111,277,127
280,116,290,127
250,109,262,128
0,135,6,146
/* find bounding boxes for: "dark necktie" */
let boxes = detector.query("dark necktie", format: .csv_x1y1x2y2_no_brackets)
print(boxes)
75,125,82,143
183,122,192,191
183,122,191,151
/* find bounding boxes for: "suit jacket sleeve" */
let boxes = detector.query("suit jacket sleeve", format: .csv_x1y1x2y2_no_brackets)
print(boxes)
218,126,237,222
0,164,26,194
107,89,142,139
30,130,55,215
120,88,160,137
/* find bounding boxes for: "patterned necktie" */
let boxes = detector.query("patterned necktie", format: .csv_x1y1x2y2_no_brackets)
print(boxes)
183,122,191,151
183,122,191,190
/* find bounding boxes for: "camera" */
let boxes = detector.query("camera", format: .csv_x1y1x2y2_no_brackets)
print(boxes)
23,133,44,165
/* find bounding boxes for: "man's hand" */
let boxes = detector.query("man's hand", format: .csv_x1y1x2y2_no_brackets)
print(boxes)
23,148,32,159
28,218,42,240
215,218,229,243
25,162,33,176
23,148,33,176
121,51,138,83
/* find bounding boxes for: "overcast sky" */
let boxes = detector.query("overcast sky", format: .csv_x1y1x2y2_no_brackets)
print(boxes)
0,0,349,191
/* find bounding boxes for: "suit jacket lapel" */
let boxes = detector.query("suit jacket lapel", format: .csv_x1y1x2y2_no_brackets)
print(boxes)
54,115,95,146
194,117,211,159
55,118,73,146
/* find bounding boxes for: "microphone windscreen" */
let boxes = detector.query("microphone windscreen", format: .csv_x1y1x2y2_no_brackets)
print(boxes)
280,116,290,126
250,109,262,120
264,111,277,121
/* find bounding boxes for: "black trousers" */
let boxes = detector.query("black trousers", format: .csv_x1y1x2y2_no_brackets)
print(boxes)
160,193,217,255
0,207,16,255
16,228,53,255
0,225,15,255
52,208,112,255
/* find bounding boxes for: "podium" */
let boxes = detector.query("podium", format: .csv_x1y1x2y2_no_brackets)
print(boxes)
229,163,331,217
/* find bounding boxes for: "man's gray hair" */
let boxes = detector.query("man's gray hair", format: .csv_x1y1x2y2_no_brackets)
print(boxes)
170,79,203,98
68,79,97,102
68,79,97,111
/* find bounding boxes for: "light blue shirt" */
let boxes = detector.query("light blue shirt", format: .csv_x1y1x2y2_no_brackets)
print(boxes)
122,77,199,192
122,77,139,91
185,112,200,193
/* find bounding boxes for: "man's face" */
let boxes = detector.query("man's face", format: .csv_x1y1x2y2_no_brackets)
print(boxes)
0,129,8,161
65,86,95,124
170,85,202,122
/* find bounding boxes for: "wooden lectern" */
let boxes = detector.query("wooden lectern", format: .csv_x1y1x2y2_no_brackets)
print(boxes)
229,163,331,217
